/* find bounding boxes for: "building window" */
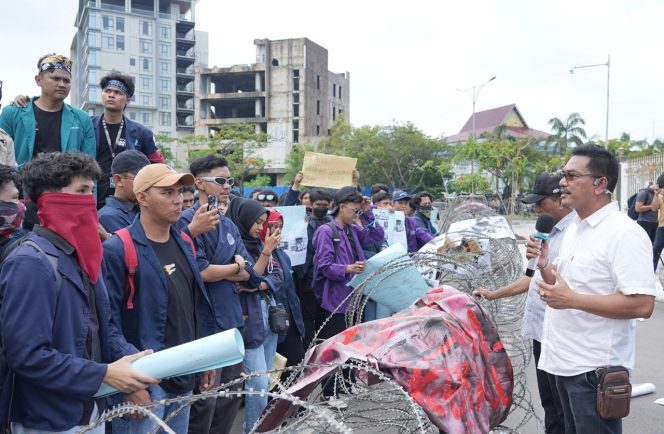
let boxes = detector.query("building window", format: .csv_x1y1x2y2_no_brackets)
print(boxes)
316,125,320,135
141,111,152,126
293,130,299,143
316,75,320,90
316,100,320,115
293,77,299,91
140,57,152,71
159,25,170,40
333,107,336,121
129,57,136,67
141,94,152,106
88,12,98,29
333,83,336,97
88,32,100,48
88,87,100,103
140,20,152,36
88,69,97,84
293,104,299,117
339,109,343,118
87,108,96,116
140,39,152,55
293,93,299,103
160,112,171,126
159,95,170,109
88,50,98,66
339,86,342,99
159,43,170,57
293,120,299,131
116,35,125,51
141,76,152,90
159,60,169,75
102,15,114,31
129,111,137,120
159,78,170,92
293,69,299,77
102,34,114,49
116,17,124,32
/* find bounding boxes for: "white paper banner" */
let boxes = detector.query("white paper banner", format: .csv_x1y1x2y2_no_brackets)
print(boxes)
373,209,407,248
275,205,308,266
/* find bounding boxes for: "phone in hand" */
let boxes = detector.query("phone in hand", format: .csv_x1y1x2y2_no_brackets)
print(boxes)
268,221,278,233
207,195,219,212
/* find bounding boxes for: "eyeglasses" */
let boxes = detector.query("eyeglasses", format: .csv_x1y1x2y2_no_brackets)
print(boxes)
200,176,234,186
345,205,363,216
555,169,598,182
257,193,276,201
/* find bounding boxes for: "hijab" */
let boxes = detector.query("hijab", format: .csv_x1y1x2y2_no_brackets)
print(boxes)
226,197,269,260
259,208,283,243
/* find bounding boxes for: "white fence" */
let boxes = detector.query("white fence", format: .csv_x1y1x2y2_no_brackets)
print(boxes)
619,154,664,209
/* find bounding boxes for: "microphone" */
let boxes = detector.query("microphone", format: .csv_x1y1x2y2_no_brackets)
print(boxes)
525,213,555,277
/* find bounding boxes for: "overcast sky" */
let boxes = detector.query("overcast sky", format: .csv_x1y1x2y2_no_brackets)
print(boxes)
3,0,663,142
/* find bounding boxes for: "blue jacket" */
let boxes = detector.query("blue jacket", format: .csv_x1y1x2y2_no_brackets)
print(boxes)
98,196,138,233
273,249,305,340
179,203,254,332
0,231,135,430
90,115,159,157
102,219,217,352
0,99,96,169
412,212,438,236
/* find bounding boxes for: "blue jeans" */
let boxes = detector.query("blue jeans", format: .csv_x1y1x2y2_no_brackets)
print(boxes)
243,298,278,434
109,385,192,434
653,226,664,270
555,371,621,434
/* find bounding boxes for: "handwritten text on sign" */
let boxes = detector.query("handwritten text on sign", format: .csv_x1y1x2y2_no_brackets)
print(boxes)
301,152,357,189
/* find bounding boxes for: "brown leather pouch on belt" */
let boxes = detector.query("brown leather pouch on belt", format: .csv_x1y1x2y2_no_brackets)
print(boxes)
596,366,631,419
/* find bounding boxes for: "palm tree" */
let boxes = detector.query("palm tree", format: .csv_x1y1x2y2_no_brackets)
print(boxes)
548,113,587,155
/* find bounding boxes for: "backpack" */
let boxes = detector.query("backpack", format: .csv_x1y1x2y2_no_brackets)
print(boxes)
0,237,61,428
627,188,651,220
115,228,196,310
312,222,341,303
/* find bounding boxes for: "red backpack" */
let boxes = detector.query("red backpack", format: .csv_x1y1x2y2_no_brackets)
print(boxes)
114,228,196,310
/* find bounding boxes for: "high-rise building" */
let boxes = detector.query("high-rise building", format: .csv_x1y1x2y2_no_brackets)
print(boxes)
195,38,350,181
70,0,208,149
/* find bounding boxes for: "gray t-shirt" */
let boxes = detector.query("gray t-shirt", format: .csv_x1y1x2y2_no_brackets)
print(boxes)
636,189,657,222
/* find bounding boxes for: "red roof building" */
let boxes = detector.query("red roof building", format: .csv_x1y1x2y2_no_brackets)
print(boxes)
446,104,550,144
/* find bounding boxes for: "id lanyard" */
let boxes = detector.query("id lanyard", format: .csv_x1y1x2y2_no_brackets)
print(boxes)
102,118,125,158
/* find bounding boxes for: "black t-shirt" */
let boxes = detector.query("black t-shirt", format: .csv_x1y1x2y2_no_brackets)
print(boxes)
97,121,127,207
150,235,197,394
33,104,63,156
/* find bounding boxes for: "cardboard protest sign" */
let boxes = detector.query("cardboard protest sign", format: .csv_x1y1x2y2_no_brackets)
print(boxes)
373,209,408,247
301,152,357,189
274,205,308,266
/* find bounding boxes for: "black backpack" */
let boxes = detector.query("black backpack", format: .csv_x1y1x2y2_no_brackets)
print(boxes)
0,237,61,428
627,188,652,220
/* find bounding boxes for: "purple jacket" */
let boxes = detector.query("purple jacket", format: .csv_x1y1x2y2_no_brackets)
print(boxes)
312,212,384,313
406,216,434,253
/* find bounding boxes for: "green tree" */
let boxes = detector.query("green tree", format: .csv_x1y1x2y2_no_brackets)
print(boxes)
244,174,272,187
182,123,268,196
447,173,490,194
547,113,587,155
283,143,315,185
154,133,176,166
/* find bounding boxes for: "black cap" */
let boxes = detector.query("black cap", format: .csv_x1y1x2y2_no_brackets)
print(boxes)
521,173,562,204
111,150,150,175
331,186,362,216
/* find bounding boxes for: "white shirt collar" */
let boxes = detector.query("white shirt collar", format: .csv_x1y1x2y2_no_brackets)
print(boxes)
576,201,618,228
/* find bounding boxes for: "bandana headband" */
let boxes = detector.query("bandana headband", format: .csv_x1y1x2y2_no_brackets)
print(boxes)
38,54,72,74
104,79,130,96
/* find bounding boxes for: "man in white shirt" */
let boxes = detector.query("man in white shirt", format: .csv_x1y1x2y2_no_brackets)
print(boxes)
530,144,655,434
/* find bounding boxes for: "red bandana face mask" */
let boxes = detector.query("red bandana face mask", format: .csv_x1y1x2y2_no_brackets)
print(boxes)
37,193,103,283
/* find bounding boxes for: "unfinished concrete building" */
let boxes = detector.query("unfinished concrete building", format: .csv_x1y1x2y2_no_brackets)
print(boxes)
195,38,350,181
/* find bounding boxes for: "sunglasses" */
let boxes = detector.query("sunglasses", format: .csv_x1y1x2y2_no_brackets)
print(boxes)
257,193,276,201
200,176,234,186
555,169,598,182
345,205,363,216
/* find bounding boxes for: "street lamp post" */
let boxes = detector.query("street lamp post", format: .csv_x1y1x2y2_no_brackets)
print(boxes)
570,55,610,146
458,76,496,194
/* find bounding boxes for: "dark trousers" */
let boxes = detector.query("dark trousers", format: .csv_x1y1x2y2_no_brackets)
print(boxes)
555,371,622,434
637,220,657,243
297,278,326,350
319,310,352,397
276,317,305,384
532,340,565,434
653,226,664,270
187,361,244,434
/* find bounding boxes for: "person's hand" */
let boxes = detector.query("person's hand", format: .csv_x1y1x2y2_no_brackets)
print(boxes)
293,171,304,189
351,169,360,187
12,95,30,108
233,254,246,270
360,196,372,213
124,389,152,420
263,228,281,253
236,283,258,293
536,270,576,309
188,205,220,237
198,370,216,392
98,224,111,242
472,287,496,300
346,260,366,274
104,350,158,394
525,236,549,266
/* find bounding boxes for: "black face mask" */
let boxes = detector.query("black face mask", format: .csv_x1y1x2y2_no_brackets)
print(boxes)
312,206,329,220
